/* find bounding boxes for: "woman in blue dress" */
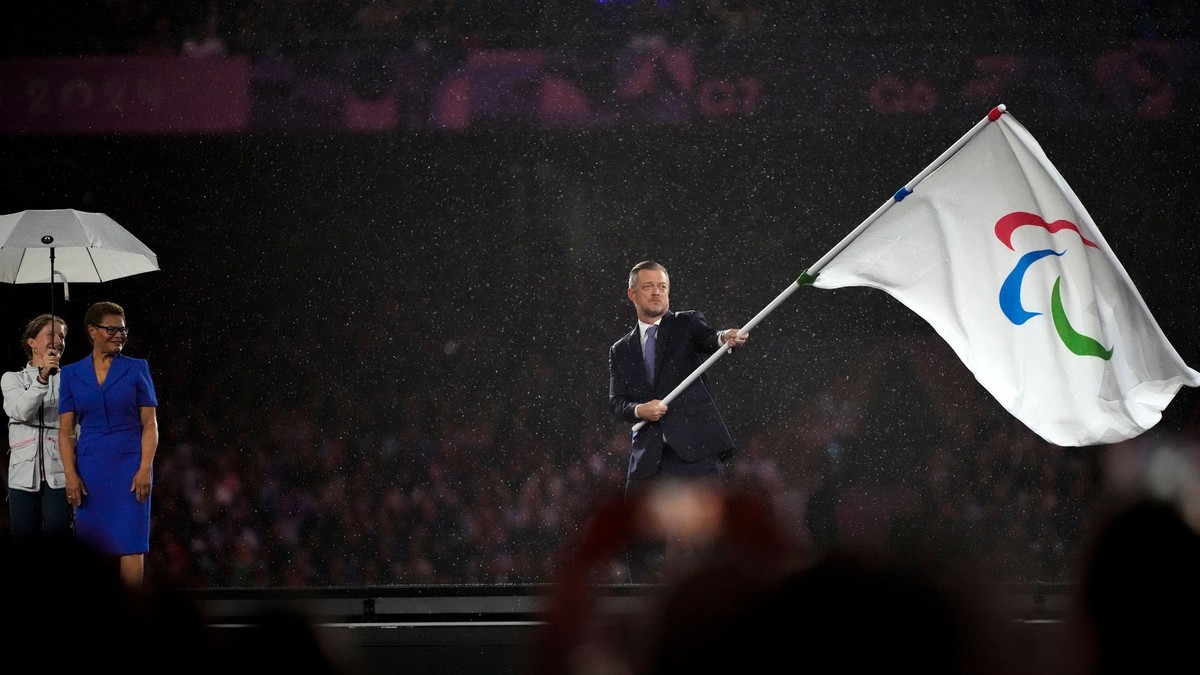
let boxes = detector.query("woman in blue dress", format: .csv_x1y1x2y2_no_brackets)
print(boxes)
58,301,159,587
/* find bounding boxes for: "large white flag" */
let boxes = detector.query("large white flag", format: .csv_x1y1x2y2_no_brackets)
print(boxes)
811,107,1199,446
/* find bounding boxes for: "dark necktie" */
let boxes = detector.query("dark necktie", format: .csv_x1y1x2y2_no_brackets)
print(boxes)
644,325,657,383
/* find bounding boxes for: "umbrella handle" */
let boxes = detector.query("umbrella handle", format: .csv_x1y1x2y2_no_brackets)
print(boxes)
53,270,69,301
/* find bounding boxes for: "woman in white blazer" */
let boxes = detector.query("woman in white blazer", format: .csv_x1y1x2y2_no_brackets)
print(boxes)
2,313,70,546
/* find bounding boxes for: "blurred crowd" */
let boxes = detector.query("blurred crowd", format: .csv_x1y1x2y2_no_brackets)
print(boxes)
6,1,1198,58
135,325,1197,588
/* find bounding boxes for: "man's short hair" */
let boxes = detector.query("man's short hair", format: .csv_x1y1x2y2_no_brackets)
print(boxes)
628,261,668,289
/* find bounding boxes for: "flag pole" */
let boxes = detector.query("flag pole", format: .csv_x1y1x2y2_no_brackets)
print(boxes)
631,281,804,432
805,104,1006,277
631,104,1007,433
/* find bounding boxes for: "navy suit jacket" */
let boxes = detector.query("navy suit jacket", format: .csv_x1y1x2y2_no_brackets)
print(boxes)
609,310,735,479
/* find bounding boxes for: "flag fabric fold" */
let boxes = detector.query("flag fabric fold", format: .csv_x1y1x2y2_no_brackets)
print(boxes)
811,109,1199,446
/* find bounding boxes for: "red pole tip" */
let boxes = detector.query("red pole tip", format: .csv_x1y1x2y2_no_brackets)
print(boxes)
987,105,1006,121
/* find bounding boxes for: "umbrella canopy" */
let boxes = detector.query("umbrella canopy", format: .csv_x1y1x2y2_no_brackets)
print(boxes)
0,209,159,285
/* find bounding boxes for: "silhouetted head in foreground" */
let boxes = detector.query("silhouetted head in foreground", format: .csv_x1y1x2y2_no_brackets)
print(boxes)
534,484,1012,675
1067,496,1200,675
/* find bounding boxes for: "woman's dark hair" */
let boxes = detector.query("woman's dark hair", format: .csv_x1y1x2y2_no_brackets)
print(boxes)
84,301,125,344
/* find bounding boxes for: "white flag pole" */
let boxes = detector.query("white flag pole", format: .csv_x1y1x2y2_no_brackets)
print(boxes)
805,104,1005,277
631,281,803,432
631,105,1007,433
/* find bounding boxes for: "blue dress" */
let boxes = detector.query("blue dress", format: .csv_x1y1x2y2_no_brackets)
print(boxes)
59,353,158,555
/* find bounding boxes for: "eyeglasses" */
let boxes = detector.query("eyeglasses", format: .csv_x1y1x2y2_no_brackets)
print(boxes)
91,324,130,336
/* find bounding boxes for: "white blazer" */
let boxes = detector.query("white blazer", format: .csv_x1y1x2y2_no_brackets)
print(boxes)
2,364,65,491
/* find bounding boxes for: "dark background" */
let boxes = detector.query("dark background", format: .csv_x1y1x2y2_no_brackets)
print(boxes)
1,1,1198,589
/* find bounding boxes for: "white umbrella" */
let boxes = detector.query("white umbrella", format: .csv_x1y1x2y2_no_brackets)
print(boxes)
0,209,159,288
0,209,160,370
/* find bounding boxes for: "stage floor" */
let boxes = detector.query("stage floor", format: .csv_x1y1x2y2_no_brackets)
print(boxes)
186,583,1073,675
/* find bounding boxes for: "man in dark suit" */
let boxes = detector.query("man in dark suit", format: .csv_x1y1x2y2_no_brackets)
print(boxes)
608,260,748,581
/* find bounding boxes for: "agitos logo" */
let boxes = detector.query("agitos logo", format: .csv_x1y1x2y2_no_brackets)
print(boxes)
996,211,1113,360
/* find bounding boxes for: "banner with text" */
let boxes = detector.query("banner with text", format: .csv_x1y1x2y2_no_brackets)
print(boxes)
2,41,1195,135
